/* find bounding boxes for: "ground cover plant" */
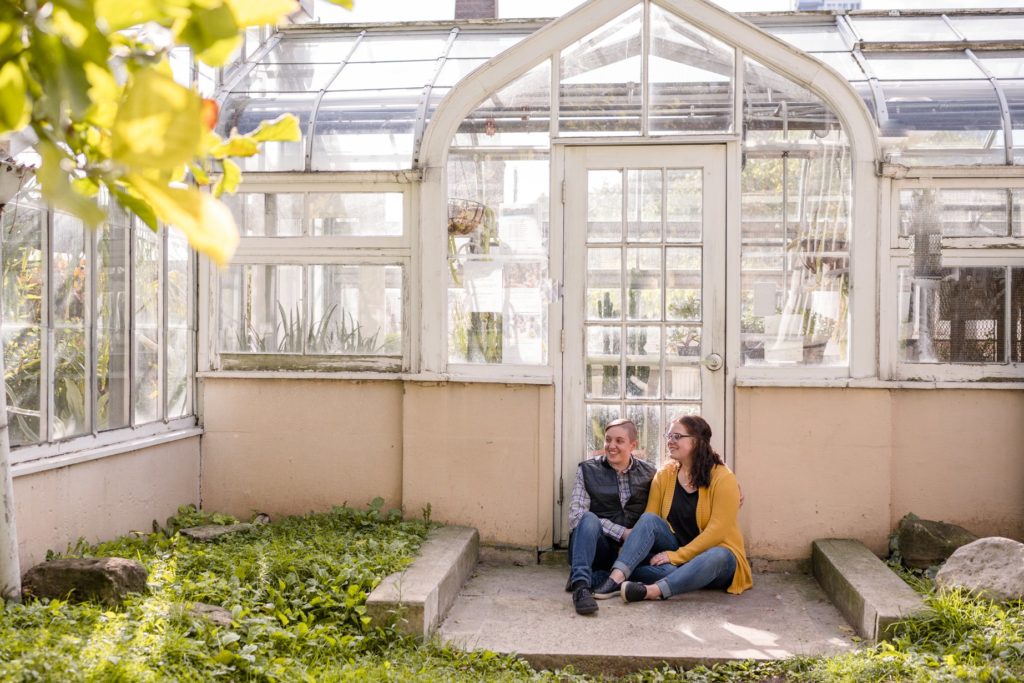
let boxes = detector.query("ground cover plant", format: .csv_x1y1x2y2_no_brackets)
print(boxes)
1,506,1021,682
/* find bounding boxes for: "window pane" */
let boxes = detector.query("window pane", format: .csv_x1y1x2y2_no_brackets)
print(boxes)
899,266,1006,364
96,221,130,431
627,169,662,242
309,193,403,236
625,403,660,464
744,56,845,146
649,4,734,135
1015,190,1024,238
223,193,303,236
625,248,661,321
452,61,551,148
587,248,621,320
559,4,642,137
219,264,303,353
666,169,701,242
134,226,162,424
166,230,192,419
899,189,1011,238
586,326,621,399
1013,268,1024,363
2,194,43,446
52,213,88,439
220,94,312,172
587,170,622,242
309,264,402,355
766,24,849,52
312,90,419,170
666,247,701,322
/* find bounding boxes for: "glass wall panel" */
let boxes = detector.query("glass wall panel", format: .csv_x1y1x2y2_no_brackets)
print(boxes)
649,4,733,135
328,61,437,91
559,4,643,136
309,193,403,236
219,264,303,353
1013,268,1024,363
96,214,130,431
309,265,402,355
899,189,1012,238
865,53,986,82
52,213,88,439
743,57,844,145
263,37,357,63
312,90,420,170
166,230,192,419
234,63,341,92
452,61,551,148
2,194,44,446
223,193,303,236
133,225,162,424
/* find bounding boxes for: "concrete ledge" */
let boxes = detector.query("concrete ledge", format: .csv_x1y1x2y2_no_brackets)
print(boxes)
812,539,927,641
366,525,479,638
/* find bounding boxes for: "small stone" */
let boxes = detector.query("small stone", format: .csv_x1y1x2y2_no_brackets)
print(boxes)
896,514,978,569
180,523,255,541
252,513,271,525
22,557,148,606
188,602,234,628
935,537,1024,602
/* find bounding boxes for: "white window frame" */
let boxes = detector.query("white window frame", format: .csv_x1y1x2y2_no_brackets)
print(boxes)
199,172,417,374
882,175,1024,382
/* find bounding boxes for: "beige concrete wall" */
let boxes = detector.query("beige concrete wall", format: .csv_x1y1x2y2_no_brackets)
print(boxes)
402,383,554,548
13,436,200,571
735,387,1024,561
201,378,404,518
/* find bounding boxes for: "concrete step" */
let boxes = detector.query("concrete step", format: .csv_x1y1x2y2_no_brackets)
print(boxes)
366,525,479,638
812,538,927,641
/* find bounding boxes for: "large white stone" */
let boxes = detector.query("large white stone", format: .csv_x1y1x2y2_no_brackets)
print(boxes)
934,537,1024,602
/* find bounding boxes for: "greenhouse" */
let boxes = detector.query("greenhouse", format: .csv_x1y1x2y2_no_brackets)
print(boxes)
3,0,1023,570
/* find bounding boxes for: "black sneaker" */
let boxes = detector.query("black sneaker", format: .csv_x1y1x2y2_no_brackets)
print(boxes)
573,586,598,615
593,577,621,599
621,581,648,603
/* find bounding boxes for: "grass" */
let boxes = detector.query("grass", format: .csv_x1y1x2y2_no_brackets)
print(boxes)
1,506,1022,682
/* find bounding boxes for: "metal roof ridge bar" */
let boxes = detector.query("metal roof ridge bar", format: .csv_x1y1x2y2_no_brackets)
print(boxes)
966,48,1013,165
413,27,460,167
305,30,366,171
215,32,284,107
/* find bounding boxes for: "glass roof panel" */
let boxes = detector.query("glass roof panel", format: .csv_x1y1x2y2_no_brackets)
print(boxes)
865,53,987,82
453,60,551,148
950,16,1024,42
649,4,733,135
850,17,960,43
763,24,849,53
559,4,643,137
220,93,314,171
263,36,358,63
435,58,488,88
810,52,866,81
328,60,437,90
448,32,529,58
977,53,1024,80
232,63,341,93
743,56,845,146
348,35,450,62
312,89,421,170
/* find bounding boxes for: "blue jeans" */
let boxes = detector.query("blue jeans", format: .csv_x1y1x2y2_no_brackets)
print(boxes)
611,512,736,599
567,512,618,589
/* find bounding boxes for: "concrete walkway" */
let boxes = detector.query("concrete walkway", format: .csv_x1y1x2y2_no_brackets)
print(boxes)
439,562,860,675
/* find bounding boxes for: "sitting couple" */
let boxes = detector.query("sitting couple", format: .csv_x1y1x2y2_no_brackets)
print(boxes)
568,414,752,615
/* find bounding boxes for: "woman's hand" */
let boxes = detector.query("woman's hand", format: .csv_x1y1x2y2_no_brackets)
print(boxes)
650,552,671,566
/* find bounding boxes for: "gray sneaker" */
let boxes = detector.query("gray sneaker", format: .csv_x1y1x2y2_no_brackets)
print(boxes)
621,581,648,603
593,577,621,599
573,586,598,615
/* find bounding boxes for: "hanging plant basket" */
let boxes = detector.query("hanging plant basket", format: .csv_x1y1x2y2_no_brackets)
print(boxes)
448,198,486,236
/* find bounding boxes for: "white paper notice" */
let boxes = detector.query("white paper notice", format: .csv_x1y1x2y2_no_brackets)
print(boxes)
464,261,503,312
752,282,777,317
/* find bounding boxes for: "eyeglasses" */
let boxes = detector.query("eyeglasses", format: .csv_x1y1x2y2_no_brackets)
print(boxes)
664,432,694,442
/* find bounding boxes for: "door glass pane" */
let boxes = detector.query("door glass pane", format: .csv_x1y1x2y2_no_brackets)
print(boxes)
627,169,662,242
587,170,622,242
587,248,621,320
586,403,622,456
666,170,702,242
665,364,700,400
626,403,660,464
666,247,701,321
625,325,661,398
586,326,621,399
625,248,661,320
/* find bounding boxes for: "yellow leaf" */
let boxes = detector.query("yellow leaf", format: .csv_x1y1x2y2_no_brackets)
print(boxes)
112,69,202,172
210,136,258,158
190,163,210,185
127,175,239,266
326,0,354,8
37,141,106,227
250,114,301,143
84,63,119,129
95,0,184,32
225,0,298,27
0,62,30,132
51,7,90,48
213,158,240,198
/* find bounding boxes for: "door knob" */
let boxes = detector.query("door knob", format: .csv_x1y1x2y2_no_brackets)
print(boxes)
703,353,723,371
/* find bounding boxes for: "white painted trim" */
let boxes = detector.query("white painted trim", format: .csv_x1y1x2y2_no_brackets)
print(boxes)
736,377,1024,390
11,423,201,474
197,370,555,384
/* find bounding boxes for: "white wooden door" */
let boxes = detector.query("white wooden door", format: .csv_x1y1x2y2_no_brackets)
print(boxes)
559,145,727,544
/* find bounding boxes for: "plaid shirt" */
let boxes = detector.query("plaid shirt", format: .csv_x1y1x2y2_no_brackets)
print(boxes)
567,456,638,542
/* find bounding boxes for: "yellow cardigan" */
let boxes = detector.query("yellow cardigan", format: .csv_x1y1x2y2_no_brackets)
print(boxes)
645,462,752,595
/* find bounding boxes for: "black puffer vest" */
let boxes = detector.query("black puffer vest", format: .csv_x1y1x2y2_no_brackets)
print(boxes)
579,456,657,529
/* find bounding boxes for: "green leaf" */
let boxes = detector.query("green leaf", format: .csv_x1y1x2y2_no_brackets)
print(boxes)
213,159,240,198
177,4,241,67
109,185,158,232
112,69,202,172
250,114,301,143
0,62,30,132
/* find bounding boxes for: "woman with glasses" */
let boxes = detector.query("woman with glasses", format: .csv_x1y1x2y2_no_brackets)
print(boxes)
591,414,752,602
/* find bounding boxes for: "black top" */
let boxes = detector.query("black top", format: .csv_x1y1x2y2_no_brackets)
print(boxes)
667,479,700,547
579,456,657,529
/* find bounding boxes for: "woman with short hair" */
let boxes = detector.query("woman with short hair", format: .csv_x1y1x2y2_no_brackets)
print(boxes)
592,414,752,602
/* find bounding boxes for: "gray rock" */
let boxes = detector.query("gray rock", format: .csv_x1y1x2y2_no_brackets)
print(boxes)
935,537,1024,602
188,602,234,627
896,514,978,569
180,523,254,541
252,513,271,525
22,557,147,606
